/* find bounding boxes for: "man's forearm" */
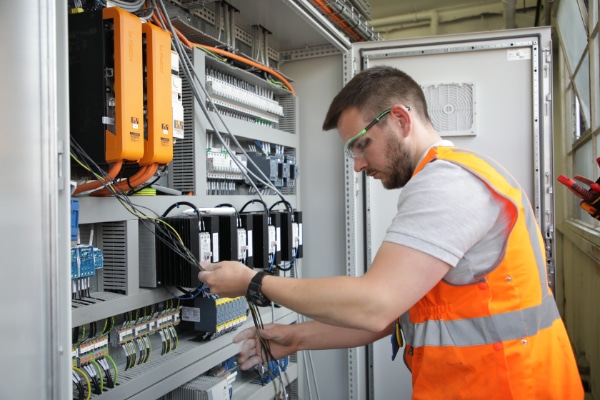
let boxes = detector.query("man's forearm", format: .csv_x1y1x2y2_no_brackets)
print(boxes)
294,320,393,351
260,274,387,331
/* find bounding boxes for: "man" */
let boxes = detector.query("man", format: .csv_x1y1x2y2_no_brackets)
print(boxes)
198,66,583,399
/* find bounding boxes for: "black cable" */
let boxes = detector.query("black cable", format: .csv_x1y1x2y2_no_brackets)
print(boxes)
122,343,132,371
276,259,295,272
73,377,85,400
160,201,200,218
240,198,269,213
99,358,114,389
247,301,290,394
89,322,96,339
72,327,80,345
269,200,293,213
84,363,101,395
160,332,167,355
129,341,138,368
126,165,166,195
137,337,146,364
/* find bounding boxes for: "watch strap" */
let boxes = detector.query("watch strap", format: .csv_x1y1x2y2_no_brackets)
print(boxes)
246,271,271,306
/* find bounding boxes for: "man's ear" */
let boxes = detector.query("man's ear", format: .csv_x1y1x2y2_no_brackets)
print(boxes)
390,104,412,137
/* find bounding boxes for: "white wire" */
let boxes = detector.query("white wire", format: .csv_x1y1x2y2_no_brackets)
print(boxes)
155,4,263,193
153,4,301,395
108,0,145,12
155,0,290,204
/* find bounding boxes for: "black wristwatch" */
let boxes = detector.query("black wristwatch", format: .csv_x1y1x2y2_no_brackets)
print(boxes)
246,271,272,307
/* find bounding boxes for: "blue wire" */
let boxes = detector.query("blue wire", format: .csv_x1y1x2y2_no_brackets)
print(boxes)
163,285,205,300
268,253,275,272
276,247,296,271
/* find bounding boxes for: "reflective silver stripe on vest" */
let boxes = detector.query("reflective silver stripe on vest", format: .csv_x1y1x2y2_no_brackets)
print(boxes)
400,294,560,348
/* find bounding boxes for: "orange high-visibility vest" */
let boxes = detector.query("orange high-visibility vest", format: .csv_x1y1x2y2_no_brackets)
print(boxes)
399,146,583,399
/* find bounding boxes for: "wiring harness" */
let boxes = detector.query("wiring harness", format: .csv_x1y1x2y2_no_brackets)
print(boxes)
72,318,118,399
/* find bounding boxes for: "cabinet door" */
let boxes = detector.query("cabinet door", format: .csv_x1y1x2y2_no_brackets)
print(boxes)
347,27,553,400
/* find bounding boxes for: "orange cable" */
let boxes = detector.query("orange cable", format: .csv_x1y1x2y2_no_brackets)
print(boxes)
193,43,296,95
151,12,296,95
91,163,159,196
72,160,124,196
310,0,363,41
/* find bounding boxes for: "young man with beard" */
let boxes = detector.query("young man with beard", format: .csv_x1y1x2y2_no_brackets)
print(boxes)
198,66,583,399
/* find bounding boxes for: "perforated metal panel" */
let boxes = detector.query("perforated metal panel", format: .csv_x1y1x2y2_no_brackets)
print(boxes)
100,222,129,294
279,95,298,134
171,49,198,194
423,82,476,136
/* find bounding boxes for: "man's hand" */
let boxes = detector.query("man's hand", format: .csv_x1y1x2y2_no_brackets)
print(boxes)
197,260,256,298
233,324,299,370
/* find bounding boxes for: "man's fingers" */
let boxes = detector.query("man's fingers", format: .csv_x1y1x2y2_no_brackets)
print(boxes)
237,339,261,369
238,354,263,371
199,261,220,271
256,326,280,341
233,327,256,343
197,262,221,283
240,337,257,355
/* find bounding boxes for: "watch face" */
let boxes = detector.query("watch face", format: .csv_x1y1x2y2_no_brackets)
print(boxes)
247,273,271,306
250,294,270,307
247,288,270,306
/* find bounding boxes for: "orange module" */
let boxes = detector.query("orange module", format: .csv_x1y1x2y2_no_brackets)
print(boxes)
139,22,173,166
102,7,144,163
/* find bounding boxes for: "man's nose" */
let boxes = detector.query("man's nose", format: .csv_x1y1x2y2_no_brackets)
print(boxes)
352,157,368,173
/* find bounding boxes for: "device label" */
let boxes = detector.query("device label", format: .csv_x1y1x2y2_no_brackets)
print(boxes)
130,131,141,142
276,227,281,251
237,229,247,260
181,306,201,322
212,233,219,262
247,230,253,258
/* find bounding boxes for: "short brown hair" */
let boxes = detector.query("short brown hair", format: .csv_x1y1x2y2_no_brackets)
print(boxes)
322,65,430,130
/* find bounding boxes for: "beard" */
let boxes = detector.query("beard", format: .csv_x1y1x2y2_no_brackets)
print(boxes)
380,136,414,189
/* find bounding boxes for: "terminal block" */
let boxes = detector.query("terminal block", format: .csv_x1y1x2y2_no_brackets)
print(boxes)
181,296,248,338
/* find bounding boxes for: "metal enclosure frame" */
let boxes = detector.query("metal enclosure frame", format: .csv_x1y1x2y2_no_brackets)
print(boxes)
343,27,553,400
0,1,72,399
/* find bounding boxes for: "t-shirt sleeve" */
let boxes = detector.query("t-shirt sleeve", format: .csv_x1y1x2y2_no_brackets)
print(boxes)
383,160,504,268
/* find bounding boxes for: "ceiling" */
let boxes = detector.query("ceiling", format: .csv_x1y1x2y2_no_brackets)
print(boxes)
369,0,488,20
366,0,544,40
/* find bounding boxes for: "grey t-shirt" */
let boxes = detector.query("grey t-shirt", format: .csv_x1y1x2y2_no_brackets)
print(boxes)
383,156,513,285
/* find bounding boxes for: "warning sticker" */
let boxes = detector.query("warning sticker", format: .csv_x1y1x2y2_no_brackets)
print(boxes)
507,48,531,61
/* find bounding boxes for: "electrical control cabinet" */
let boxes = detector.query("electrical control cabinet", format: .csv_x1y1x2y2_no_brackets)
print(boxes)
64,1,323,399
